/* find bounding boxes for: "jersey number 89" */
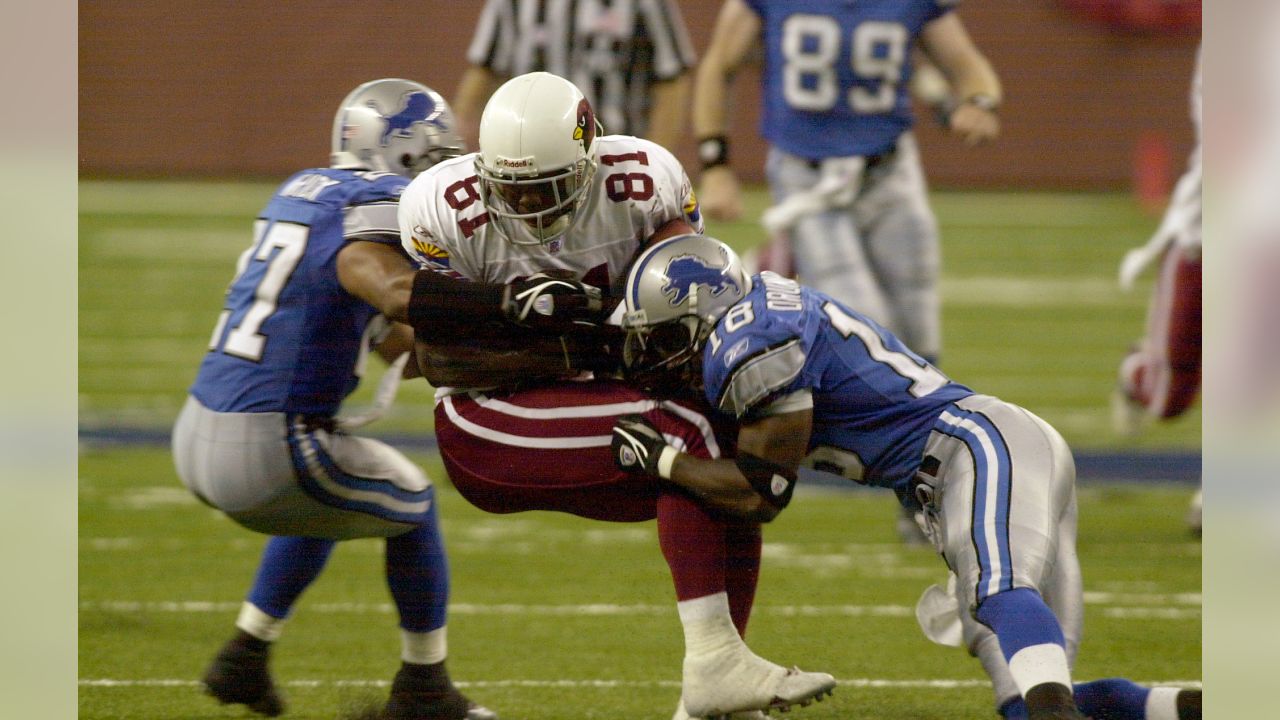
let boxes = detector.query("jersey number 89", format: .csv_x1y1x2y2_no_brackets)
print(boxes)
781,15,908,115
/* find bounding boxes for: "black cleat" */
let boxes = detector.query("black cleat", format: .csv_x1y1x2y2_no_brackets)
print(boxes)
1025,682,1090,720
202,631,285,717
1176,688,1201,720
383,662,497,720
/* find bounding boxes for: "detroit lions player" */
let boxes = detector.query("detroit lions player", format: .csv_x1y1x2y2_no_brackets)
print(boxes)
172,79,495,720
397,71,836,719
610,235,1202,720
694,0,1000,364
694,0,1002,546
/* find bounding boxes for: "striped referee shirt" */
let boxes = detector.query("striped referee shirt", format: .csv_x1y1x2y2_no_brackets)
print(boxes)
466,0,696,138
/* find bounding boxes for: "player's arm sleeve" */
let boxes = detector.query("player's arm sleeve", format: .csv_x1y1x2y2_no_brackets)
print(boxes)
715,338,808,418
343,199,404,246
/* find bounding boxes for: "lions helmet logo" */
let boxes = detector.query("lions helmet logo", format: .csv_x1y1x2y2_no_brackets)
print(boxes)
376,91,449,147
661,247,740,307
572,98,596,153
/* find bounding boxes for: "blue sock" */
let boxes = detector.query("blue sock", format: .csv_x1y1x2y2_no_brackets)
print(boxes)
975,587,1066,662
385,509,450,633
1002,679,1152,719
1000,695,1029,719
1074,678,1152,719
246,536,336,618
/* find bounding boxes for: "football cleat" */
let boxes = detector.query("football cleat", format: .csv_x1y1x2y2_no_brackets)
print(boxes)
681,644,836,718
672,698,767,720
1025,682,1090,720
1176,688,1201,720
1186,488,1202,539
1110,352,1152,437
383,662,497,720
201,632,284,717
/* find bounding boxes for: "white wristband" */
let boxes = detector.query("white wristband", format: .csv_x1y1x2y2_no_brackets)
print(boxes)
656,445,679,480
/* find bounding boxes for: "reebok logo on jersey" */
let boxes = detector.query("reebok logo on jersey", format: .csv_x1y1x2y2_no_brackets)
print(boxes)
724,337,751,365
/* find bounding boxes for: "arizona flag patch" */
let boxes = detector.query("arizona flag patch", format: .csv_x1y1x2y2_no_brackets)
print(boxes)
412,236,451,268
683,190,702,226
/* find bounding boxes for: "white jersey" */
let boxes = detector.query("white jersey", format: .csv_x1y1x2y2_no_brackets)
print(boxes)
398,134,703,294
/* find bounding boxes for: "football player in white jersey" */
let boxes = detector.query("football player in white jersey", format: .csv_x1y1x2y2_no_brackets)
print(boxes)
172,80,496,719
394,72,836,719
610,234,1201,720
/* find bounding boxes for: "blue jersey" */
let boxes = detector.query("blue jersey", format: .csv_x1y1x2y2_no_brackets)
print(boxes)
190,168,410,416
702,272,973,502
744,0,955,158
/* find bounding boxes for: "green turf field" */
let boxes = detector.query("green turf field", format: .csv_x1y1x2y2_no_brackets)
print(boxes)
78,181,1201,718
79,447,1200,720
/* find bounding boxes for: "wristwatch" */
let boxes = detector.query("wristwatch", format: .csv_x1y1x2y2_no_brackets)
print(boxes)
963,94,1000,112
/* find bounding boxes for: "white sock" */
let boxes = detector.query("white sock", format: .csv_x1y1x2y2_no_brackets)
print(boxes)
972,633,1022,712
1145,687,1182,720
1007,643,1072,696
677,592,741,657
236,602,285,642
402,626,448,665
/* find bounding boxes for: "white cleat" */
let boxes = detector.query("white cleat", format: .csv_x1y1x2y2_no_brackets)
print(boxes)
672,699,767,720
681,645,836,718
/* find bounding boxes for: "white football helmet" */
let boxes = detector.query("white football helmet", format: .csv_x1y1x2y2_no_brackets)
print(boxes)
620,234,753,390
476,72,603,246
330,78,463,178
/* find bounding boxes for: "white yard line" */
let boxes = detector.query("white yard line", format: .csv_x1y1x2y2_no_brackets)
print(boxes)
79,677,1203,690
79,598,1200,616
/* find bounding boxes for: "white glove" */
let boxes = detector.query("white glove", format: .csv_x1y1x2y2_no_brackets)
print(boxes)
336,352,410,430
915,573,963,648
761,156,865,236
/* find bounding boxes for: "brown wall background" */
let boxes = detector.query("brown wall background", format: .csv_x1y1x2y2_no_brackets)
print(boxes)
79,2,1199,190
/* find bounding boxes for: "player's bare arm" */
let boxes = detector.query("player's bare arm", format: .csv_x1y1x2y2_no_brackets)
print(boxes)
613,409,812,521
452,65,502,148
335,240,418,322
919,13,1002,146
693,0,761,221
646,74,692,152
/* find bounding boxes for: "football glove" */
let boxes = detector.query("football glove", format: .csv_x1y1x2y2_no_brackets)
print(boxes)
612,414,678,479
502,270,604,332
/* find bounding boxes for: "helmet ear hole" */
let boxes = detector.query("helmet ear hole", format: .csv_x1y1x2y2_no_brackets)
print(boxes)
399,153,414,171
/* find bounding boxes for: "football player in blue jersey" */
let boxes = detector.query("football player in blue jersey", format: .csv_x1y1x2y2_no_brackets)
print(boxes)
171,79,496,720
693,0,1003,546
609,235,1202,720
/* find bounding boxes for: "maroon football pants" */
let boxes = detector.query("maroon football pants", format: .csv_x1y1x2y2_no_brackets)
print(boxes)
435,379,760,634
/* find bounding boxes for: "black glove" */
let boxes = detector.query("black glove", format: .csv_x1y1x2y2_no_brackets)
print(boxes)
612,414,677,478
501,270,604,332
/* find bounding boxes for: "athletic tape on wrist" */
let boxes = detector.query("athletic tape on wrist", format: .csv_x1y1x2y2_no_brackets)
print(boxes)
656,445,679,480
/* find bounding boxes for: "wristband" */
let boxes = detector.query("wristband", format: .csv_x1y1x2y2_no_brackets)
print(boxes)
698,135,729,170
407,270,504,334
656,445,679,480
735,452,797,508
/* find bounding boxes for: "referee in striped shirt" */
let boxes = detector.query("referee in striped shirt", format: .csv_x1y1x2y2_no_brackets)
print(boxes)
453,0,696,150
